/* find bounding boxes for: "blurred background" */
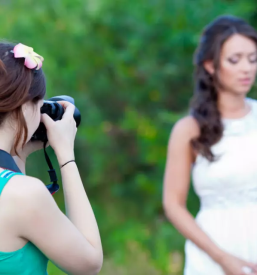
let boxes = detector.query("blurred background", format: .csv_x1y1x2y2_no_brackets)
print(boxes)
1,0,257,274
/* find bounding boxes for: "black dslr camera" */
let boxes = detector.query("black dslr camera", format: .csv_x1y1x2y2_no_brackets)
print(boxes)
31,95,81,194
31,95,81,142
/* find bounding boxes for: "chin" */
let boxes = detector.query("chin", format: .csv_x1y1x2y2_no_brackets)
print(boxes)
233,88,251,96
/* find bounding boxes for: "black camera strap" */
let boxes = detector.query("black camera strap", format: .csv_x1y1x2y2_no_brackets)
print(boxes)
43,140,60,195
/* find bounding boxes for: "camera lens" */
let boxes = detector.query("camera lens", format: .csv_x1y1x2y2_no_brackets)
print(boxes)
41,102,64,121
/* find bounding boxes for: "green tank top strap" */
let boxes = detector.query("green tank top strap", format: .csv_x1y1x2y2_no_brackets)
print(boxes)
0,170,24,195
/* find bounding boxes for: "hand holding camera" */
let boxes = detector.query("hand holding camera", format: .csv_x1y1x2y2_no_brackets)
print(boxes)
26,95,82,194
31,95,81,165
41,101,77,164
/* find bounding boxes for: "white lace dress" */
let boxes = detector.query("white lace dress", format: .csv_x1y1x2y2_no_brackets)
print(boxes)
184,97,257,275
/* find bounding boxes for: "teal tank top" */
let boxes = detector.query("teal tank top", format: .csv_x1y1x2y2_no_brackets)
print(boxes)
0,170,48,275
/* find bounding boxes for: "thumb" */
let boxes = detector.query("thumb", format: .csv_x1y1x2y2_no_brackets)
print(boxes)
41,113,54,129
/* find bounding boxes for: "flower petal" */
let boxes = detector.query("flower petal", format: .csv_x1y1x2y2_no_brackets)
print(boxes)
24,55,38,69
35,56,43,70
13,43,33,58
33,51,44,62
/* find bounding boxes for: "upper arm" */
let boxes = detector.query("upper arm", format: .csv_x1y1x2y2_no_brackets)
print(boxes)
163,116,199,209
10,177,100,275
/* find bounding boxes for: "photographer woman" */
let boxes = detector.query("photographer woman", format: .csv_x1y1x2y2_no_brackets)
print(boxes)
0,42,103,275
163,15,257,275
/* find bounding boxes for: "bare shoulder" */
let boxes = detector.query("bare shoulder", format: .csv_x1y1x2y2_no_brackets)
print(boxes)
2,174,50,198
0,174,55,234
170,115,200,142
1,174,54,214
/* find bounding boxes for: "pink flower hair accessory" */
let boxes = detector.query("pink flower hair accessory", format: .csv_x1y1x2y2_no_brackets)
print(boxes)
11,43,44,70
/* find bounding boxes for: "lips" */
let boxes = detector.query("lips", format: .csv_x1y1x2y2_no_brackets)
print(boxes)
238,78,251,85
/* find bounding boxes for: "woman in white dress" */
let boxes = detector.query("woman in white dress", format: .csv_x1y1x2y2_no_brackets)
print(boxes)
163,15,257,275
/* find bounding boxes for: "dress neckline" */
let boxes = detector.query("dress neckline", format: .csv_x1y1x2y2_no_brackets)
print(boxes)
221,98,253,123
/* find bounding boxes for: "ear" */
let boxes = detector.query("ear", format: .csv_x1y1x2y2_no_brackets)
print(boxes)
203,60,215,75
22,102,27,112
21,102,29,117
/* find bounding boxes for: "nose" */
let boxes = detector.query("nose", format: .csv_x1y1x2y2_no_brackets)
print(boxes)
241,58,253,73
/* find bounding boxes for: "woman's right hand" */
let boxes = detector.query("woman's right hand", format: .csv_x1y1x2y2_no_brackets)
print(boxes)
41,101,77,164
218,252,257,275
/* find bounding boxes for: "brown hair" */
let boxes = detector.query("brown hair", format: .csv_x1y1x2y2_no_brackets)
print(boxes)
0,42,46,156
190,15,257,161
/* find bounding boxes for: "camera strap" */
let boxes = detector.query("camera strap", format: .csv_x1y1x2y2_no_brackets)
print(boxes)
43,140,60,195
0,149,22,172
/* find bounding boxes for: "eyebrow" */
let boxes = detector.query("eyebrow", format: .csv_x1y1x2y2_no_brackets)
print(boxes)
229,51,257,56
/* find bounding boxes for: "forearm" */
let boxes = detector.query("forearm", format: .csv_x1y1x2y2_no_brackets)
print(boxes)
59,161,102,255
13,156,26,174
165,204,225,263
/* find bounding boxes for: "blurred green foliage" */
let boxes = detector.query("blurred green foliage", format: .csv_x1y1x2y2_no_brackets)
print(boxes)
0,0,256,274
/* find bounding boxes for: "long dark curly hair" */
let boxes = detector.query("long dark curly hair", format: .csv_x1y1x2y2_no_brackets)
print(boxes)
190,15,257,162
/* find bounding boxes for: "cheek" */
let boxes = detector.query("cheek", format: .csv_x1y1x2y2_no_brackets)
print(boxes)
218,62,237,86
30,109,41,131
35,110,41,127
252,64,257,77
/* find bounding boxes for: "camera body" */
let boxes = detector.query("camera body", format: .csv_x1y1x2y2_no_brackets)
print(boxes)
31,95,81,143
